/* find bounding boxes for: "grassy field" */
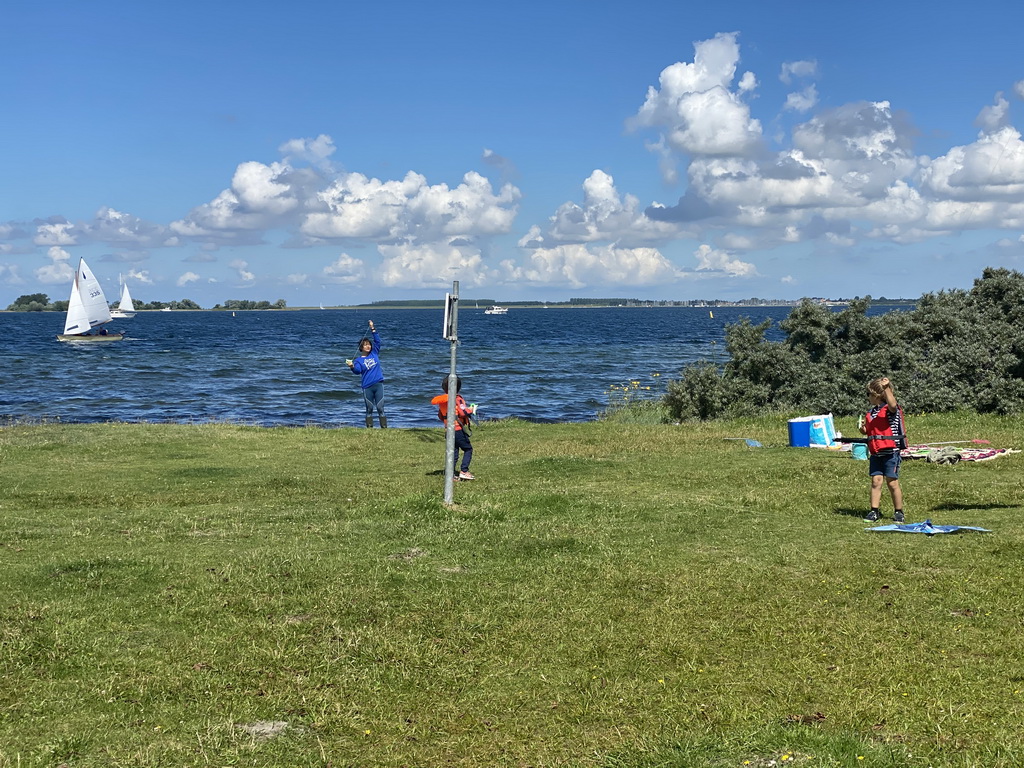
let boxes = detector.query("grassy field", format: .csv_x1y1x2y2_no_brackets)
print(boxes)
1,414,1022,767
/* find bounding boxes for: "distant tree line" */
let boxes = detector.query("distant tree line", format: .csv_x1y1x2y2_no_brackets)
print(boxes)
141,299,203,310
5,293,66,312
212,299,287,310
5,295,289,311
568,298,636,305
664,267,1024,419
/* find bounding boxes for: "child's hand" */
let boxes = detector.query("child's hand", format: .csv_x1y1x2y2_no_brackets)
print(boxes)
346,359,354,367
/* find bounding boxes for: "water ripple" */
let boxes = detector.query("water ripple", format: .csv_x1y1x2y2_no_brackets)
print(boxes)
2,306,823,427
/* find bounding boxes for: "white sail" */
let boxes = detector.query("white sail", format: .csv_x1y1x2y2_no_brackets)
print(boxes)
63,276,90,335
62,259,112,334
109,274,136,318
118,281,135,313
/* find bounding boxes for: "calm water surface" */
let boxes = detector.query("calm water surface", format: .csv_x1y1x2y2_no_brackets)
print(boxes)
2,306,802,427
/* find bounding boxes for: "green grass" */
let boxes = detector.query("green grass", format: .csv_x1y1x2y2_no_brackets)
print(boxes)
1,415,1022,767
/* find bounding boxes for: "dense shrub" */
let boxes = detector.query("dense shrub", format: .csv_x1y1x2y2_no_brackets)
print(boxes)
664,363,729,421
665,267,1024,420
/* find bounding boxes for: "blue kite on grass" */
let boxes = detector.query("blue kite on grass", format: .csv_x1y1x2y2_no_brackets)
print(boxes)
866,519,991,535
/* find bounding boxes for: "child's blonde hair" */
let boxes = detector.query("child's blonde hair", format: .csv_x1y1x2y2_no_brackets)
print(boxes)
867,378,892,397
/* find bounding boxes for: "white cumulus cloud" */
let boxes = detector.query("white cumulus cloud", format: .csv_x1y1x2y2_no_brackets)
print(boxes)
784,85,819,113
303,170,519,243
693,244,757,277
35,246,75,284
975,92,1011,133
504,244,682,288
920,126,1024,202
629,32,762,163
230,259,255,282
545,170,681,245
125,269,154,284
322,253,366,285
171,160,321,244
279,134,336,169
780,60,819,84
378,242,491,289
85,207,170,247
34,221,77,247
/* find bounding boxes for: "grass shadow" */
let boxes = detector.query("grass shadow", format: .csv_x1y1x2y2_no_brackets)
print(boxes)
406,428,444,444
834,507,869,518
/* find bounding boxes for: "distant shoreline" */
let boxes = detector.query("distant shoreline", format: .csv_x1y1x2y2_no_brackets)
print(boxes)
2,301,918,313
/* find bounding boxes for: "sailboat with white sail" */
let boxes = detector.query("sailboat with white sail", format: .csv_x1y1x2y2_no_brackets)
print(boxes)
56,258,124,342
110,275,136,319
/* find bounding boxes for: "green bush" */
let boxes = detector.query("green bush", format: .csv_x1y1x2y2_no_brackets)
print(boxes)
665,267,1024,419
664,362,729,420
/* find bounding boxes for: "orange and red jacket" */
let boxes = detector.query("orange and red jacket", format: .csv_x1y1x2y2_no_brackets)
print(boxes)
430,393,471,431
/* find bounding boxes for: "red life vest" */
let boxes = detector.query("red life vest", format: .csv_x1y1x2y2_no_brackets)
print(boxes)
431,393,470,431
864,404,905,454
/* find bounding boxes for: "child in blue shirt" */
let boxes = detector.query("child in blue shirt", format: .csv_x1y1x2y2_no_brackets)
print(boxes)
347,321,386,428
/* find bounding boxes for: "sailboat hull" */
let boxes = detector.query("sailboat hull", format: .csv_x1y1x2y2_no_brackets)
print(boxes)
109,311,136,319
56,333,125,342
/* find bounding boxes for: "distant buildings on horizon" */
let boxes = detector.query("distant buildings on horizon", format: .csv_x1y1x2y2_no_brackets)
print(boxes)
362,296,917,309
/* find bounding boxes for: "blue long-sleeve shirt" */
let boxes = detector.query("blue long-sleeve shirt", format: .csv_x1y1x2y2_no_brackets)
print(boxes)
351,331,383,389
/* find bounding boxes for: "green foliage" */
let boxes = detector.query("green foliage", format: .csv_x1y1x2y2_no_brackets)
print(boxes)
133,298,204,310
6,293,53,311
664,362,729,420
601,373,670,424
600,397,669,425
665,268,1024,419
215,298,286,310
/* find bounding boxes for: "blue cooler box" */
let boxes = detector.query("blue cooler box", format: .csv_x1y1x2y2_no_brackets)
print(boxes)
788,418,812,447
788,414,837,447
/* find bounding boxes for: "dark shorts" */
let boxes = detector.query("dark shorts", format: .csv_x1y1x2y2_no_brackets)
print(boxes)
869,450,901,478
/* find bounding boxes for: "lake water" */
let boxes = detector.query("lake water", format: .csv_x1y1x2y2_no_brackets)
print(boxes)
1,305,820,428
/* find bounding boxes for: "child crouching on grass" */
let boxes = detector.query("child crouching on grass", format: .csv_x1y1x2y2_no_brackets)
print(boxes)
860,376,907,523
430,376,477,481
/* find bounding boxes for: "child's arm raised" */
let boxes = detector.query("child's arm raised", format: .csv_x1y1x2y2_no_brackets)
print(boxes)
880,377,898,410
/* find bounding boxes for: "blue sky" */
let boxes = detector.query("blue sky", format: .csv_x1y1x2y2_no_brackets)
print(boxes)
2,0,1023,308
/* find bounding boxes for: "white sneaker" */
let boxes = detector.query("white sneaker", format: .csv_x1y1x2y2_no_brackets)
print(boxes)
458,471,475,481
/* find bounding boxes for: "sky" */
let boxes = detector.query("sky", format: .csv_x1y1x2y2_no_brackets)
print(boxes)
2,0,1024,308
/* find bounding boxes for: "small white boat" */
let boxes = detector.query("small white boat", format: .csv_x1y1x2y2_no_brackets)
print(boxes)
56,258,124,342
110,275,136,319
484,305,508,315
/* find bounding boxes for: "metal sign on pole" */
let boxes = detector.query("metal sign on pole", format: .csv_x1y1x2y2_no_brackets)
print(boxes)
443,282,459,505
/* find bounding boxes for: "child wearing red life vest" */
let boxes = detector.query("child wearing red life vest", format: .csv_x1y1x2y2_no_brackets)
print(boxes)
430,376,478,481
859,376,906,523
